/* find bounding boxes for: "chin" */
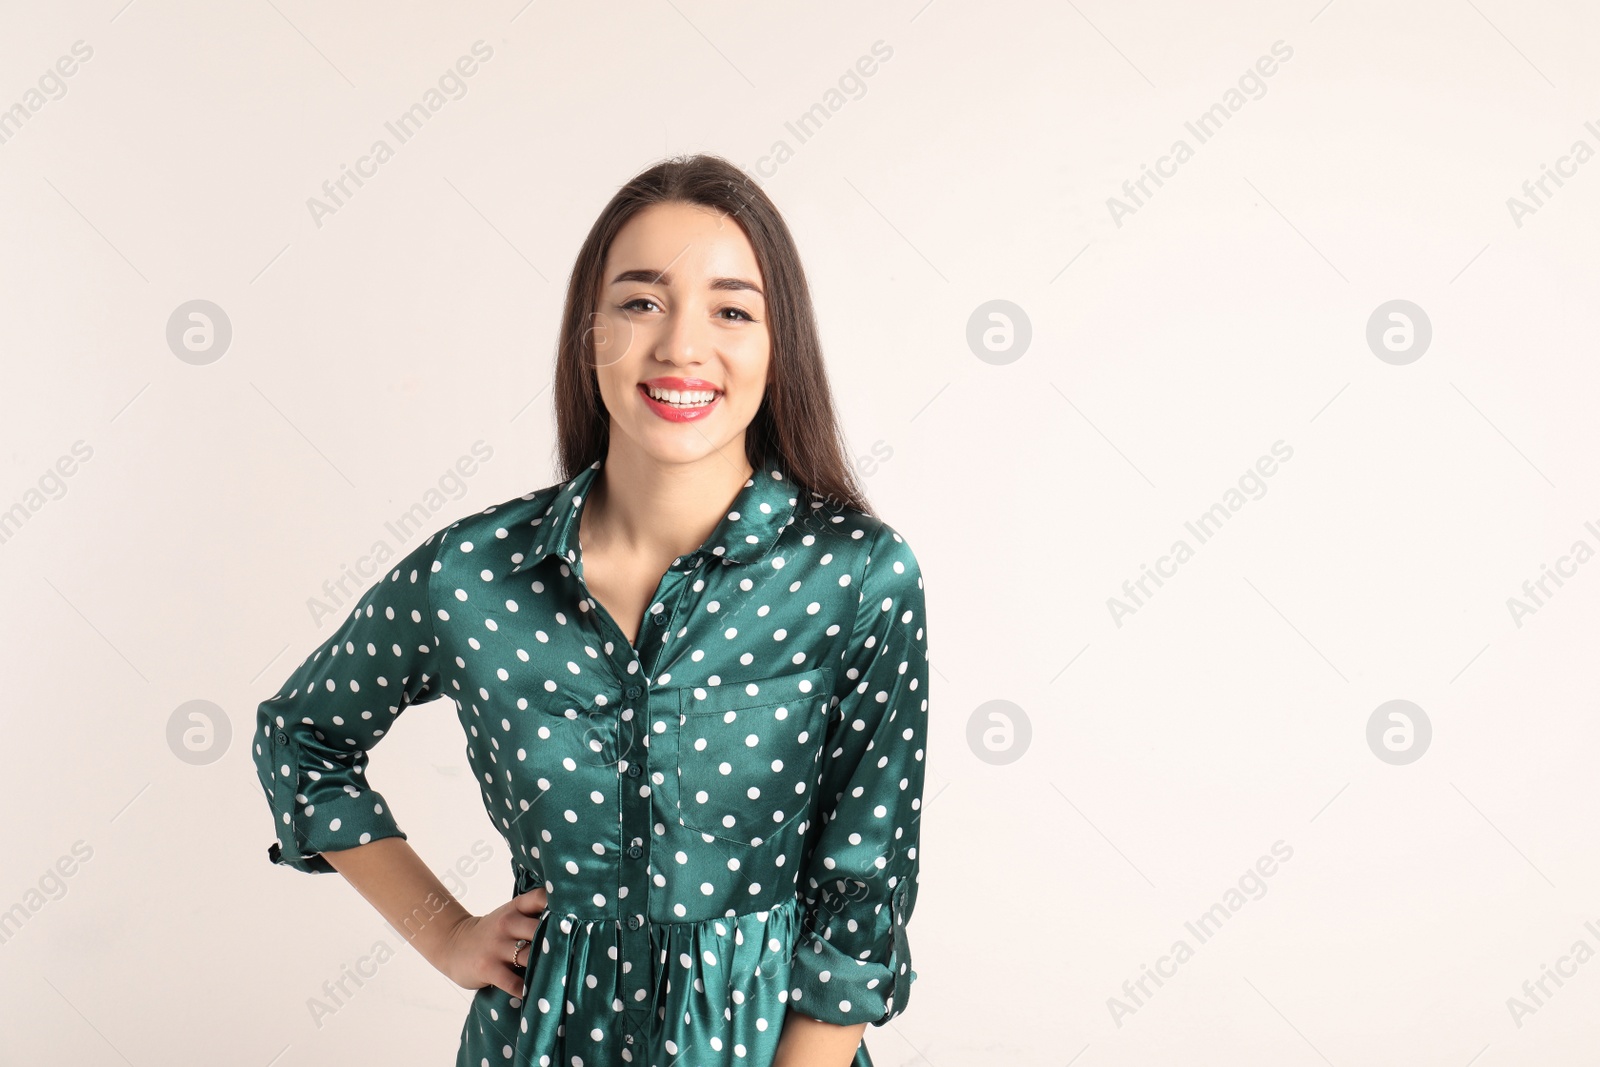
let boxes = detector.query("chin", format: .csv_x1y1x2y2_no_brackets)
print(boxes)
633,425,748,466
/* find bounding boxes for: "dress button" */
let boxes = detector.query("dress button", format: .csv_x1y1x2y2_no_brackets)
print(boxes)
626,764,641,778
626,845,642,859
627,915,642,930
273,730,288,746
626,686,640,699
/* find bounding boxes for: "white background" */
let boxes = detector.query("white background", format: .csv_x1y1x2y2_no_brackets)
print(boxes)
2,1,1598,1064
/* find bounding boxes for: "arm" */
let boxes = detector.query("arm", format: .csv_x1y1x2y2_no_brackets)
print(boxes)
252,533,448,874
251,530,546,996
320,835,472,969
252,534,547,1004
781,522,930,1061
772,1012,868,1067
321,836,540,999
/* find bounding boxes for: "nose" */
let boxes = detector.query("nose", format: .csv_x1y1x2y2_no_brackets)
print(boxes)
655,301,711,369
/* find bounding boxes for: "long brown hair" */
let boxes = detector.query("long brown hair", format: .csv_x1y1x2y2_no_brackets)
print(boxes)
551,153,872,518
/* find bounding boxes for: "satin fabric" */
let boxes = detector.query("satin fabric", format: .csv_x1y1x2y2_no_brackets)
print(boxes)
251,455,929,1066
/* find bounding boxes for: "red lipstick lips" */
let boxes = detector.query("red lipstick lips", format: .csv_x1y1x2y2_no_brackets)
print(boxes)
637,377,723,423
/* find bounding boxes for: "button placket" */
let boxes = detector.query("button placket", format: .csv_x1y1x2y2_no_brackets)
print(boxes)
614,682,649,1026
570,548,700,1041
616,562,700,1041
614,685,651,1039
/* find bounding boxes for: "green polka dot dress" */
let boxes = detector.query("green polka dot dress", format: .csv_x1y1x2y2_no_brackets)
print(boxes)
252,455,929,1066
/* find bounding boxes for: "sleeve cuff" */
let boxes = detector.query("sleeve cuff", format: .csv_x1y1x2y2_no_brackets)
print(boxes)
264,731,406,874
788,879,916,1027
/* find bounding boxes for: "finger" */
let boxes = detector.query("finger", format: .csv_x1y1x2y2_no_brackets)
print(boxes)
488,965,527,1000
512,888,549,914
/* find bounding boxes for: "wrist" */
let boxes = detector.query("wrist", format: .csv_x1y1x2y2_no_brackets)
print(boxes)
396,892,474,967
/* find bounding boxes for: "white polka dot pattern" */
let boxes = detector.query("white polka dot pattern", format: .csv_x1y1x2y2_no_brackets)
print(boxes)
250,455,929,1066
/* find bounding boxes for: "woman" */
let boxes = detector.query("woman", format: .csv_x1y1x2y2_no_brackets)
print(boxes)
252,154,929,1067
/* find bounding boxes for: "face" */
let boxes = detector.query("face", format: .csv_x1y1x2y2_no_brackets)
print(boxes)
590,200,771,468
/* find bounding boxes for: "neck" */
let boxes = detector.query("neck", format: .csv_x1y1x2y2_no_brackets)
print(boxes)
581,443,754,563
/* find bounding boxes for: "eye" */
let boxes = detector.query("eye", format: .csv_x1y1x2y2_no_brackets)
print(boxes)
619,298,660,313
719,307,757,323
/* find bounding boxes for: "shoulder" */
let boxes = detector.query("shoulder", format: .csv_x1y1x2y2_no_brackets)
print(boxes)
404,478,568,574
792,494,923,593
443,479,565,541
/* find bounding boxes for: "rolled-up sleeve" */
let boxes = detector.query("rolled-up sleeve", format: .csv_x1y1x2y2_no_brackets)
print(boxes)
789,522,929,1027
252,531,451,874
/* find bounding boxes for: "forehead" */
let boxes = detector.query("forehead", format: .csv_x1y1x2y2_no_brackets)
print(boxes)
604,201,763,286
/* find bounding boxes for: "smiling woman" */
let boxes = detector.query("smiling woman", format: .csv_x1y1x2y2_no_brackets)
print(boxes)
252,154,929,1067
584,201,775,461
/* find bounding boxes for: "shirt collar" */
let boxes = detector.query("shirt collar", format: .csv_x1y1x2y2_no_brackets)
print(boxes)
508,454,799,574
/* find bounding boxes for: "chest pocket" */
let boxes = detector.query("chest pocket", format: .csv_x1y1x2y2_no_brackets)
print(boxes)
672,666,833,845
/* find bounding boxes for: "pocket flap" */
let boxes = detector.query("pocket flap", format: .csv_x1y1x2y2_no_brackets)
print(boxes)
678,666,834,717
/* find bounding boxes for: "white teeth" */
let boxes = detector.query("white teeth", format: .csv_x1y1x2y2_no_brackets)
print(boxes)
645,386,718,406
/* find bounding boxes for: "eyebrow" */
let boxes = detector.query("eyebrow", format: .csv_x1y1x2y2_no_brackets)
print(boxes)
607,268,764,297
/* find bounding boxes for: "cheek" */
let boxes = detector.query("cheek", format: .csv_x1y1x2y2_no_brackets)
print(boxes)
589,310,639,362
589,364,635,421
732,361,768,406
728,381,767,421
737,345,772,397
